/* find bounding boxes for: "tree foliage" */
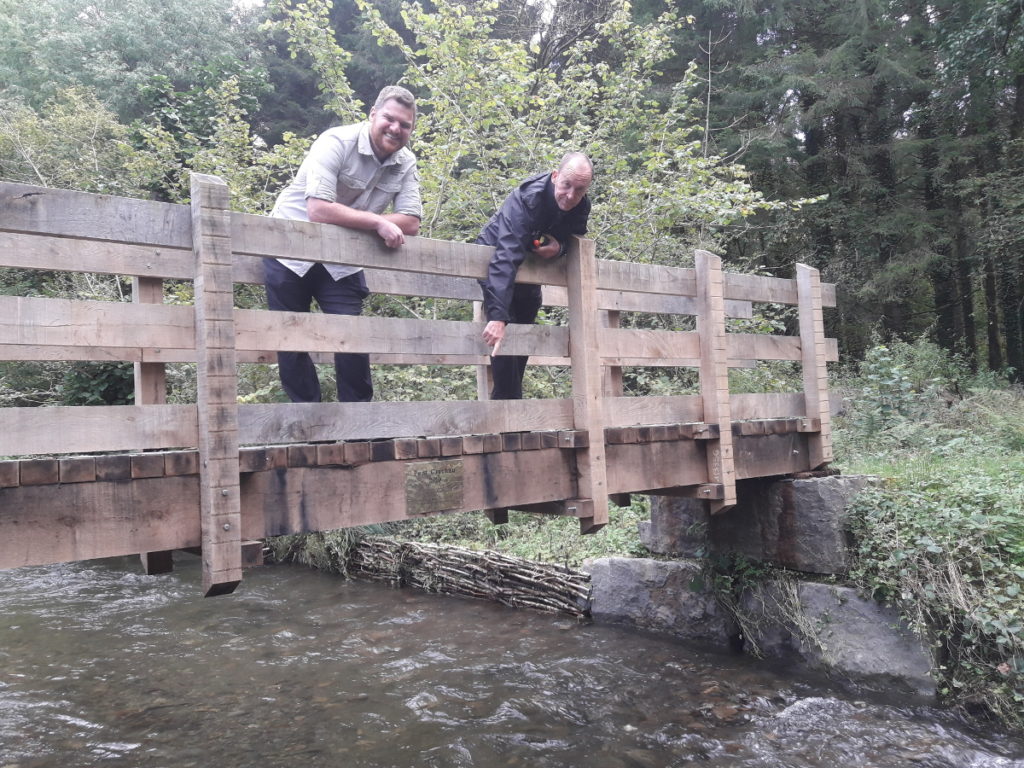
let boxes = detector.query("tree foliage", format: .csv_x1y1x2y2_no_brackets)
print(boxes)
268,0,809,266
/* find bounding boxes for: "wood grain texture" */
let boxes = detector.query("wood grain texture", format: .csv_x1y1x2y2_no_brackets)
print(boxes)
191,173,242,595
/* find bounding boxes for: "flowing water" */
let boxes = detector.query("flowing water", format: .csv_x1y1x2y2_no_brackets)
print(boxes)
1,554,1022,768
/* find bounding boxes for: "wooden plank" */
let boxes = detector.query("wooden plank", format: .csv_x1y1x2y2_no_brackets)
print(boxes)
599,328,701,361
602,310,624,397
606,440,706,494
796,263,835,469
164,450,199,476
483,509,509,524
0,461,19,488
730,393,805,421
238,398,573,445
565,236,609,533
287,444,319,467
545,284,754,319
725,271,837,308
0,182,191,248
461,434,486,454
344,441,372,465
0,295,194,350
133,274,168,415
140,551,175,575
242,449,576,539
604,395,704,428
95,455,131,481
20,459,59,486
0,476,201,569
371,440,398,461
501,432,522,452
696,250,736,512
416,438,441,458
440,436,464,456
734,432,812,479
316,443,349,465
726,334,839,363
0,231,194,280
131,453,166,479
394,438,420,460
233,309,568,359
644,484,724,500
0,405,200,457
58,457,96,484
518,432,541,451
191,173,242,597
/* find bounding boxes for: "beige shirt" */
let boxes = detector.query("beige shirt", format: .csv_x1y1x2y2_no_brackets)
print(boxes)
270,122,422,279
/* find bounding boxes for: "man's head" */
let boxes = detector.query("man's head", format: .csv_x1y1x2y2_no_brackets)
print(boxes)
368,86,416,160
551,152,593,212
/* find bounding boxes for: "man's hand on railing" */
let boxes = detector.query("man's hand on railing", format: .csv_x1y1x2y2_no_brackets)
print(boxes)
483,320,506,357
531,234,561,260
374,216,406,248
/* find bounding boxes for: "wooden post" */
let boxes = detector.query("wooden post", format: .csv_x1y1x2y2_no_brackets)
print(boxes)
473,300,491,400
796,263,834,469
190,173,242,597
565,236,609,533
133,276,175,575
602,310,624,397
695,250,736,512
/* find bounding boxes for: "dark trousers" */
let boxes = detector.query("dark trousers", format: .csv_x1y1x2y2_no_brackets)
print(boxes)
491,284,543,400
263,259,372,403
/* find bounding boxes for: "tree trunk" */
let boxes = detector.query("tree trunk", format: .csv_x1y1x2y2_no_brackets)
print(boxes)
983,256,1002,371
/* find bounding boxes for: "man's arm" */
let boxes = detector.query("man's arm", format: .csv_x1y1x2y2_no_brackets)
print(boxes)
307,198,417,248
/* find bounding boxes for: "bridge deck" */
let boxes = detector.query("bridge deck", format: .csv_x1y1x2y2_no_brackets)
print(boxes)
0,175,837,595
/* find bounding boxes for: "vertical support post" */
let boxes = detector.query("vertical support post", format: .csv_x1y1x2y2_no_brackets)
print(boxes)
190,173,242,597
695,249,736,512
565,236,609,533
602,310,624,397
473,300,491,400
796,263,834,469
133,276,174,575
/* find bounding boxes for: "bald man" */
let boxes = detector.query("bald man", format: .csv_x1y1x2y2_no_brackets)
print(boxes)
477,153,594,399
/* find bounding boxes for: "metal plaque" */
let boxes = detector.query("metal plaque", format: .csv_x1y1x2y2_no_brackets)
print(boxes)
405,459,464,516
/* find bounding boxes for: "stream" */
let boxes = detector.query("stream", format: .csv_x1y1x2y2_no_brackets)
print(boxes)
1,554,1022,767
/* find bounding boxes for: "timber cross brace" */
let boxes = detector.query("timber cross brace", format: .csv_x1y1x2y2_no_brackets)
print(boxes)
0,174,837,596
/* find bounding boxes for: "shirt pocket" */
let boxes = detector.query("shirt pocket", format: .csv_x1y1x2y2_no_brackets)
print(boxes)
365,177,403,214
335,172,369,207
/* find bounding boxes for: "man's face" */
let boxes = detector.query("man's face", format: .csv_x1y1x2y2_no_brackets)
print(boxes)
368,99,415,159
551,163,592,211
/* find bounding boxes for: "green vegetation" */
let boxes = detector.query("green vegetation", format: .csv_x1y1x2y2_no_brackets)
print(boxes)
836,339,1024,729
1,0,1022,734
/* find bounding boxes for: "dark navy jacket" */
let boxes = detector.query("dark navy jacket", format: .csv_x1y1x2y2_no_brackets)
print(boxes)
476,172,591,322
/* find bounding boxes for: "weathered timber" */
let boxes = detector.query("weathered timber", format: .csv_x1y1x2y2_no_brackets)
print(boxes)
191,174,242,596
0,179,841,589
695,250,736,511
797,264,835,469
566,236,609,533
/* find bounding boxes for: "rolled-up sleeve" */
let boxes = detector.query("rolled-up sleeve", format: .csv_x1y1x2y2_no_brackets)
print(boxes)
391,164,422,219
299,133,346,203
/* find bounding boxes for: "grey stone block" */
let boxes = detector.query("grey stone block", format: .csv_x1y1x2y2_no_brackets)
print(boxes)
740,580,935,698
639,495,709,557
583,557,738,650
709,475,873,574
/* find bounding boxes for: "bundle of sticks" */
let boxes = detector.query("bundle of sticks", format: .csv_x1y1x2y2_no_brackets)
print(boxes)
348,536,592,617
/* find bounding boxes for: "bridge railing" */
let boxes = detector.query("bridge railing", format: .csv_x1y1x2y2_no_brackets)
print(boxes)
0,174,836,593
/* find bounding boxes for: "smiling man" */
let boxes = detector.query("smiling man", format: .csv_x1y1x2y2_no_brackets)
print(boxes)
265,86,421,403
478,153,594,400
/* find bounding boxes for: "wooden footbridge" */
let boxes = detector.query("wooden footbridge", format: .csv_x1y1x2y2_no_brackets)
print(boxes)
0,175,836,595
